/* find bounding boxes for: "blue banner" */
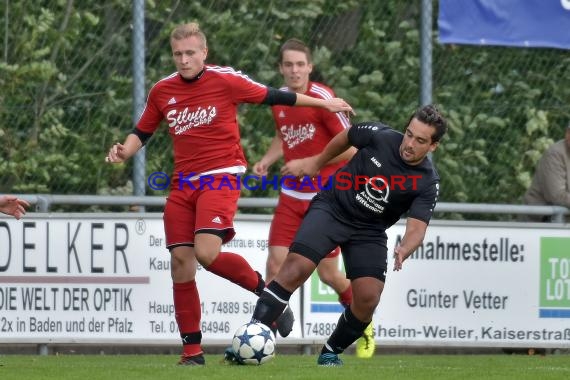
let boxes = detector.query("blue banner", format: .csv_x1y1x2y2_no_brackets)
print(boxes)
438,0,570,50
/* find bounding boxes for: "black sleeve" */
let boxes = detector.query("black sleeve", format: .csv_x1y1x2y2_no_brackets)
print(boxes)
347,121,390,149
408,180,439,224
131,127,154,145
261,87,297,106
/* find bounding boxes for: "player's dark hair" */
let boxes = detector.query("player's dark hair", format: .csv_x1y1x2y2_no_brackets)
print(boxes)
279,38,312,63
410,104,447,143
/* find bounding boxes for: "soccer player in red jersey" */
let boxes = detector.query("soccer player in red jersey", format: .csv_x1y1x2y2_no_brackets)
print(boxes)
252,37,356,325
105,23,352,366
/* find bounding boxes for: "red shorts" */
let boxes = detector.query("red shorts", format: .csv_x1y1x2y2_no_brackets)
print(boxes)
163,174,240,248
269,193,340,258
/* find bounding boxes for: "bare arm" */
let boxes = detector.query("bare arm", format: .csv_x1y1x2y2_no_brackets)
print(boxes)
295,93,354,115
0,195,30,220
281,145,356,178
105,134,143,164
327,146,357,165
393,217,429,271
281,128,352,177
252,135,284,176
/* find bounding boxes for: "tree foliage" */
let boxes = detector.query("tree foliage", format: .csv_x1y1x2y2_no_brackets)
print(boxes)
1,1,568,216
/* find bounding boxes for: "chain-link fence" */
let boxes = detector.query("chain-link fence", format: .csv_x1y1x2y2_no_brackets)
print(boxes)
1,1,569,209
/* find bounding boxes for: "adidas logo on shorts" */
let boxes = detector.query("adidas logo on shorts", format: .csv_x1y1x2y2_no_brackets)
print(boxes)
211,216,222,224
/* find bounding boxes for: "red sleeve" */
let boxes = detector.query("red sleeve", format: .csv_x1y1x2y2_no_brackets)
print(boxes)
136,85,164,133
321,106,351,135
315,84,350,135
222,67,268,104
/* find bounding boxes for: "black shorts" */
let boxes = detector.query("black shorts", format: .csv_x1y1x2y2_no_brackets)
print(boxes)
290,196,388,282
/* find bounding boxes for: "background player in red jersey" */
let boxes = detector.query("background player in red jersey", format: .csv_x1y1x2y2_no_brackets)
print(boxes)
251,39,373,357
105,23,352,366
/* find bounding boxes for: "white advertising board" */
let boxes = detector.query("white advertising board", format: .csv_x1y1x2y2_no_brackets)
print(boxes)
0,213,301,344
1,214,569,349
303,220,570,348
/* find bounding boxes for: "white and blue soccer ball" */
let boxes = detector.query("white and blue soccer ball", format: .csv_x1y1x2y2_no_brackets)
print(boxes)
232,321,276,365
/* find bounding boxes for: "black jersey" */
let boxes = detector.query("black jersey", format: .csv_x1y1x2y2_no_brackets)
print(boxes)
319,121,440,229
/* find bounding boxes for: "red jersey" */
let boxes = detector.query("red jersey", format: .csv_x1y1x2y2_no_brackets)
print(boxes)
137,65,268,185
271,82,351,196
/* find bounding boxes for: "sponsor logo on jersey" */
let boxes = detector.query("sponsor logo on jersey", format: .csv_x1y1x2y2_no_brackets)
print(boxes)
166,105,218,135
370,156,382,168
365,176,390,203
280,123,316,148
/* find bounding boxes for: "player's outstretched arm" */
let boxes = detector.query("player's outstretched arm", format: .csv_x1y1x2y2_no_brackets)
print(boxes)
327,146,357,165
0,195,30,220
393,217,428,271
105,134,143,164
282,129,351,178
295,93,354,115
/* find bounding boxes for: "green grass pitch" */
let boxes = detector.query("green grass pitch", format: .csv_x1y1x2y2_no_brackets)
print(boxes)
1,354,569,380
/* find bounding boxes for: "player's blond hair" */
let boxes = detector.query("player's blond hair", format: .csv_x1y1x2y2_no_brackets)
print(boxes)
170,22,207,48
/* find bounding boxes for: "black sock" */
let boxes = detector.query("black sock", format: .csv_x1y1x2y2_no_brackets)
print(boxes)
321,307,368,354
251,281,291,326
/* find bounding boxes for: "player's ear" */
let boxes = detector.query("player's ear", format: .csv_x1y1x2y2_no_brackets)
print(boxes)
429,141,439,153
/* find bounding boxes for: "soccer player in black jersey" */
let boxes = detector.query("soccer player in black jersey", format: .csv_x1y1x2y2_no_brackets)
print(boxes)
252,104,447,366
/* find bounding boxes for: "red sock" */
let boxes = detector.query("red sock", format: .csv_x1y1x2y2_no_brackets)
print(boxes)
173,281,203,357
338,283,353,308
207,252,262,293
